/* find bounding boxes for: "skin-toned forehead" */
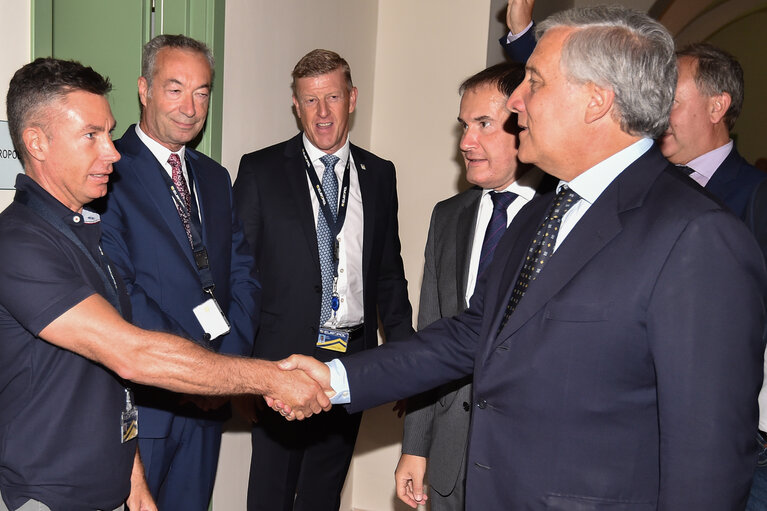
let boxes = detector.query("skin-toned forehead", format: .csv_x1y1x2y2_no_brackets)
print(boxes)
152,47,212,85
294,69,348,97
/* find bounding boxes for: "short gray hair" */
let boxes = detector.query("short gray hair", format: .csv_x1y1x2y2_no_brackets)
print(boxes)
536,5,676,138
142,34,214,89
677,43,743,131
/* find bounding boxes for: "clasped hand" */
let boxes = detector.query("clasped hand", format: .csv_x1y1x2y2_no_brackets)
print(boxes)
264,354,335,420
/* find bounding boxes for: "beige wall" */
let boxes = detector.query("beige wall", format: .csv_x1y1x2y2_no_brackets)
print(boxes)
0,0,30,212
217,1,491,509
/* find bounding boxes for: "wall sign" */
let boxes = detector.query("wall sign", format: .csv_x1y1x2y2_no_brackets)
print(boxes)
0,121,22,189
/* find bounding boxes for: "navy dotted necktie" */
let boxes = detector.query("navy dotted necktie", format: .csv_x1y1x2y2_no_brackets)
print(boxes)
497,186,580,333
317,154,340,324
477,191,517,279
168,153,193,247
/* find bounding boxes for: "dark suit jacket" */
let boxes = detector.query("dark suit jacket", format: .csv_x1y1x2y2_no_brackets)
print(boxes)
233,133,413,360
500,24,536,63
98,125,261,436
705,147,765,220
342,146,766,510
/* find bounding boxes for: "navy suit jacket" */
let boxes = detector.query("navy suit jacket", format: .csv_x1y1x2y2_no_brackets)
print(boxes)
342,146,766,509
233,133,413,361
98,125,261,436
705,147,765,220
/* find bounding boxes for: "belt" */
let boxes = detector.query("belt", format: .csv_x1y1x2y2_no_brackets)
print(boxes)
347,324,364,341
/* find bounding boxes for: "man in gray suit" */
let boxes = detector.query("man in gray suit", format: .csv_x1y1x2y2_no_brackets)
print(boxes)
394,62,551,510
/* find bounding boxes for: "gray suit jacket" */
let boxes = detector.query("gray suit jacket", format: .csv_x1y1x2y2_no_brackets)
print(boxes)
402,187,481,495
403,170,552,496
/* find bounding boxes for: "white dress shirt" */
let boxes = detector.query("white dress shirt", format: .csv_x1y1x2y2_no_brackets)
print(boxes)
465,168,543,304
303,134,364,328
135,124,200,217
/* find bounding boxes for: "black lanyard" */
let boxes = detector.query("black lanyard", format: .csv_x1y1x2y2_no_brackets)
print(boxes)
17,190,123,317
157,157,217,296
303,148,351,269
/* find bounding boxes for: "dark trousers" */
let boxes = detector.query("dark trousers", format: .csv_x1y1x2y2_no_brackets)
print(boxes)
247,404,363,511
139,416,222,511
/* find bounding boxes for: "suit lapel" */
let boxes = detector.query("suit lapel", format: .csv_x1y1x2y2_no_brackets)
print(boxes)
491,146,667,347
285,135,322,268
456,190,481,309
119,127,197,268
353,144,375,278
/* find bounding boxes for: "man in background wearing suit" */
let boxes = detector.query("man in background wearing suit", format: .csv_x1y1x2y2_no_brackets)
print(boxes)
395,62,550,510
233,49,413,511
278,6,766,509
98,35,261,510
503,0,765,220
659,42,765,219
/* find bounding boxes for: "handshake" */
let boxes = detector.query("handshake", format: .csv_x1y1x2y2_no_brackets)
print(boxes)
263,355,336,421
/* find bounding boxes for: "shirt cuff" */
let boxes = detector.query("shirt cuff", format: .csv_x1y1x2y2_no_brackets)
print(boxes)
326,359,351,404
506,21,533,42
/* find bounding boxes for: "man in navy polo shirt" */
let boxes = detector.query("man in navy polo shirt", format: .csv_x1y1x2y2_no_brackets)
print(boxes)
0,58,332,511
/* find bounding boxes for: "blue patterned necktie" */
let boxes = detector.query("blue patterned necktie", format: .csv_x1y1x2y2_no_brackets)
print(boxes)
168,153,193,247
317,154,340,324
497,186,580,333
477,191,517,279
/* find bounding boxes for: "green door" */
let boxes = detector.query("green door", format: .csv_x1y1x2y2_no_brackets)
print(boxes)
31,0,225,161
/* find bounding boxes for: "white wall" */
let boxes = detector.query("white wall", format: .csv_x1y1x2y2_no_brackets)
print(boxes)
0,0,30,212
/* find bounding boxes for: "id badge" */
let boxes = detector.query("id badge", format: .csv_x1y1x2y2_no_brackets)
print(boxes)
316,327,349,353
193,297,231,340
121,389,138,443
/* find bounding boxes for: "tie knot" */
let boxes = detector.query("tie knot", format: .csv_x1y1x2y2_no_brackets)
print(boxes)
168,153,182,171
489,191,516,211
320,154,340,171
677,165,695,176
551,185,580,218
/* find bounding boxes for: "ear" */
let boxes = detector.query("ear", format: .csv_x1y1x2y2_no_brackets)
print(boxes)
584,82,614,125
348,87,358,114
22,126,48,163
292,95,302,119
138,76,149,108
709,91,731,125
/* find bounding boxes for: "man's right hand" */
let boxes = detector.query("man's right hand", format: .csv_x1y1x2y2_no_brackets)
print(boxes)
506,0,535,34
264,358,332,420
395,454,428,508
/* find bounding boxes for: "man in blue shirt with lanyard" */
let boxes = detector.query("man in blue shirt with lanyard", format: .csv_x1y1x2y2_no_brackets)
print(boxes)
0,58,328,511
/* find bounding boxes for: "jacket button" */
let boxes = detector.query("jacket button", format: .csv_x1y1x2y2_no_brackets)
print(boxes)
463,401,470,411
477,399,487,409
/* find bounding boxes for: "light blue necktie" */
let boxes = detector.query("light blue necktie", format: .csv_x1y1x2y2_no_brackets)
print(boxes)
317,154,340,324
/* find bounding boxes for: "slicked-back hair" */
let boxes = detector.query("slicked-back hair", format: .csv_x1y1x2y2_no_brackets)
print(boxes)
6,57,112,168
459,62,526,99
291,49,353,96
536,5,676,139
677,43,744,131
142,34,214,89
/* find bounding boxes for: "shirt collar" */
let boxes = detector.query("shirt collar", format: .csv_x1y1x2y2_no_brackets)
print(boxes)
684,140,733,179
560,138,653,204
135,124,186,165
302,133,351,169
482,167,544,201
14,173,99,226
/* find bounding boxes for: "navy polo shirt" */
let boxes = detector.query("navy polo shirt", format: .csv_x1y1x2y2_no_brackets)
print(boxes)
0,175,135,510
